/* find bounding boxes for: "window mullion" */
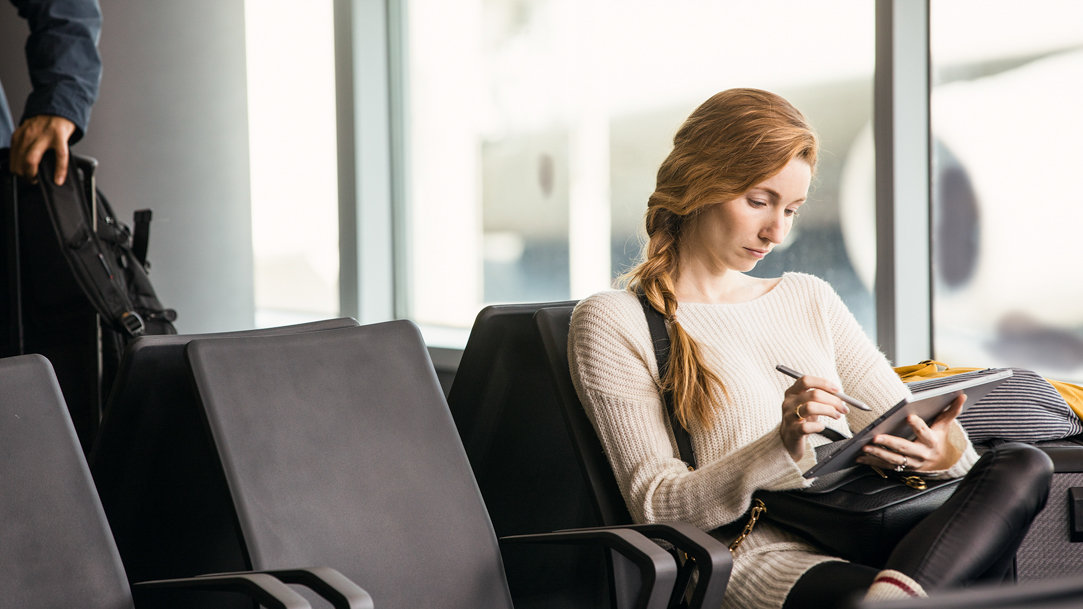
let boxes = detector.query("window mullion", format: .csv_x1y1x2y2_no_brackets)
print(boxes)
874,0,932,365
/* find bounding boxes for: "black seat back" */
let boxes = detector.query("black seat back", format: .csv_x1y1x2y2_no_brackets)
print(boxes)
0,354,134,609
534,305,633,526
447,302,591,535
185,322,514,609
89,318,360,584
447,302,613,604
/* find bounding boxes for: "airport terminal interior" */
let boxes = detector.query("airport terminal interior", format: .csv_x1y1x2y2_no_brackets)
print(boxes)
2,1,1083,608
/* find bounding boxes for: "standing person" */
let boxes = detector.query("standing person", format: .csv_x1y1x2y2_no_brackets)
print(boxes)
568,88,1052,609
1,0,102,185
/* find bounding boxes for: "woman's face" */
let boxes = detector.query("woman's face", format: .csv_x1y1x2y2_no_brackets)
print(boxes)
684,157,812,274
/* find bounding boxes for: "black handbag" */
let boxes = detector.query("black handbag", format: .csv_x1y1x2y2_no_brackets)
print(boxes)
637,294,960,565
751,454,960,565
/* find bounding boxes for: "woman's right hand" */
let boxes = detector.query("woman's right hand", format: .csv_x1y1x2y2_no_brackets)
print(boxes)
779,375,850,461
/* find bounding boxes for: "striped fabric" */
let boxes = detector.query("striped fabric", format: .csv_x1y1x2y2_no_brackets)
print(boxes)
907,368,1083,442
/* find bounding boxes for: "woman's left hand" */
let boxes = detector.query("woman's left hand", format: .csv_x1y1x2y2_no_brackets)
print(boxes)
856,394,966,472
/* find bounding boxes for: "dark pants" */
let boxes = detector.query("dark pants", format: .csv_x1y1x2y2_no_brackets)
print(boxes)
783,442,1054,609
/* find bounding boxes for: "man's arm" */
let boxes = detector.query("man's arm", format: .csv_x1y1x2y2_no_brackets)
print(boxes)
9,0,102,184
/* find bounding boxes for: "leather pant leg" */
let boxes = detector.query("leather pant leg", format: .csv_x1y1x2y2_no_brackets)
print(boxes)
883,442,1054,590
782,561,878,609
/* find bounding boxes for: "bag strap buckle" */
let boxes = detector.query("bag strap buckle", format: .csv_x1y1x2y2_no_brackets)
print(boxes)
119,311,146,337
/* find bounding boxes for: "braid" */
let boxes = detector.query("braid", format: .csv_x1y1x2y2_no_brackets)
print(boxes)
624,207,726,431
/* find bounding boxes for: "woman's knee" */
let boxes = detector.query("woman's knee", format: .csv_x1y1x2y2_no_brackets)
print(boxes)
981,442,1054,511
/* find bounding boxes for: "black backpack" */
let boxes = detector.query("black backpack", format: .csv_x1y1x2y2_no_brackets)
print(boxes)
35,151,178,338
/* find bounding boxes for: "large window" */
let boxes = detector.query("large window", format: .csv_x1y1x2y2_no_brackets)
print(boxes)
930,1,1083,381
403,0,878,344
246,0,340,327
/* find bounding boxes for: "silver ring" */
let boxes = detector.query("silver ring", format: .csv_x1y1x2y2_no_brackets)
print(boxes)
894,456,909,472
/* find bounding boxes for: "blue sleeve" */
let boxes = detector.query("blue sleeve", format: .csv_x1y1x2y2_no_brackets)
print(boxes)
12,0,103,143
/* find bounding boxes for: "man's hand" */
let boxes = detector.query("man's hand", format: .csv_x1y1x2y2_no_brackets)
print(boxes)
10,115,77,185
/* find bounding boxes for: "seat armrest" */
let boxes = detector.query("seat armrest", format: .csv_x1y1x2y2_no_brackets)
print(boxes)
501,527,678,609
198,566,374,609
549,522,731,609
624,522,732,609
250,567,374,609
132,572,311,609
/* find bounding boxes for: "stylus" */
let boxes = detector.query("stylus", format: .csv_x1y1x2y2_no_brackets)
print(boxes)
775,364,872,411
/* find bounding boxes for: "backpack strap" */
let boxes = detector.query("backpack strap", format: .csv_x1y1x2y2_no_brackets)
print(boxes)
637,292,697,470
132,208,152,267
37,152,146,336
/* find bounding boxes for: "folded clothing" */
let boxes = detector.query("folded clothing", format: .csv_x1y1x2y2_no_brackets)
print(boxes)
897,361,1083,443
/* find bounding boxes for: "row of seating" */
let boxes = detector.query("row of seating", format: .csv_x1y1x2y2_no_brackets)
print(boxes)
3,316,696,609
2,307,1081,608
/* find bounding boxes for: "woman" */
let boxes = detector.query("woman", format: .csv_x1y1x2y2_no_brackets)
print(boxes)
568,88,1052,608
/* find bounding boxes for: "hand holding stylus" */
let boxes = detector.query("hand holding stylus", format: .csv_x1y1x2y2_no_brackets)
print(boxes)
775,365,871,411
776,365,863,461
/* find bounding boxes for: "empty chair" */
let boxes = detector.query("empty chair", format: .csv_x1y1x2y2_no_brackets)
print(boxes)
89,318,360,585
0,353,354,609
168,320,676,609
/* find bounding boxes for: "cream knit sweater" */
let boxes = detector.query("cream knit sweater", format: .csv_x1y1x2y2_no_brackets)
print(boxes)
568,273,978,609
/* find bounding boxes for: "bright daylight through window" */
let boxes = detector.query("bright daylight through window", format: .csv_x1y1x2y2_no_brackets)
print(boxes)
930,0,1083,382
246,0,340,328
404,0,877,346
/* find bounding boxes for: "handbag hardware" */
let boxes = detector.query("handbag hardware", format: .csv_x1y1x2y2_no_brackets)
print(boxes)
728,499,766,553
902,476,927,490
871,465,928,490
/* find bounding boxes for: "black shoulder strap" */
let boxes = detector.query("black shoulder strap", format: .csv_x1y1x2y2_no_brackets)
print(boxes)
637,292,697,470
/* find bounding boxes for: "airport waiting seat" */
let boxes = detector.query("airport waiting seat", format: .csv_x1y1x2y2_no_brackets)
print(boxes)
0,353,364,609
534,304,732,609
447,302,730,609
445,302,608,606
533,305,632,525
89,318,361,588
171,320,676,609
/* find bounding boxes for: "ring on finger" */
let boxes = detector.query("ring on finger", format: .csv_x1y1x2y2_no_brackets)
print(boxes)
894,455,909,472
795,404,806,423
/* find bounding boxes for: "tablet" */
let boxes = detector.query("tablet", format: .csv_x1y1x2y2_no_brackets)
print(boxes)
803,367,1014,479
